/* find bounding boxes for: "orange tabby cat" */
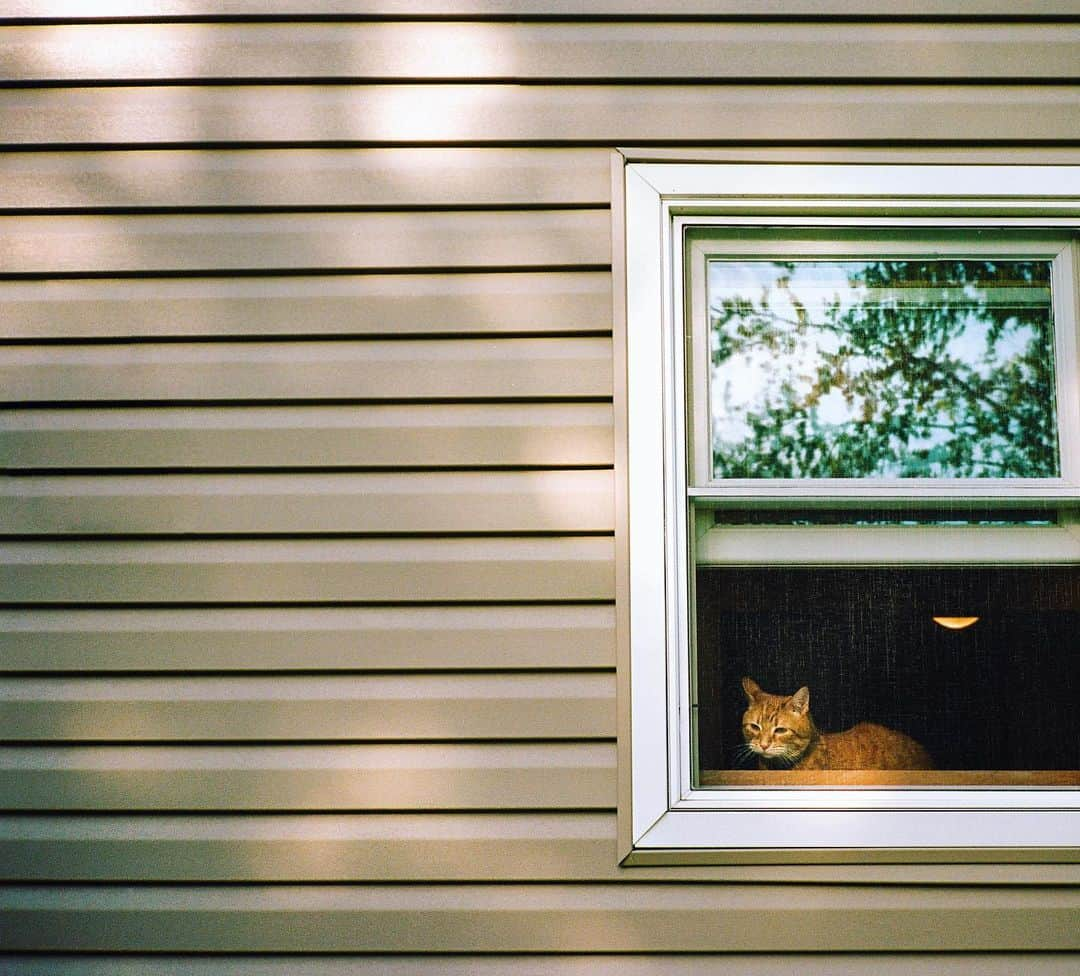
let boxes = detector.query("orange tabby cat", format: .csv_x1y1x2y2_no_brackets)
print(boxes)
740,676,934,770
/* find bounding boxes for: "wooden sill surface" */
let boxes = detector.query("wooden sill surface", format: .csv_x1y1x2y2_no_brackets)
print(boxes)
699,769,1080,787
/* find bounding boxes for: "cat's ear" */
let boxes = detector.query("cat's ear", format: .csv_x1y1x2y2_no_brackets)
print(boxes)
741,676,762,701
788,686,810,714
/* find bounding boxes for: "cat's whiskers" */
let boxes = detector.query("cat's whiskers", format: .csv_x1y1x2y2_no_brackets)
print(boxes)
729,743,758,768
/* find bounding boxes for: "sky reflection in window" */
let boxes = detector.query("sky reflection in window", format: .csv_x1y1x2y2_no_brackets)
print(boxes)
708,259,1059,479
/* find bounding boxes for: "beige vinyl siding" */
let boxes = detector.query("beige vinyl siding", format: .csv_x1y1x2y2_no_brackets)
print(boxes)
0,211,609,273
0,605,616,671
0,743,615,811
0,470,614,534
2,884,1080,953
1,8,1079,973
0,538,615,603
0,673,615,741
0,149,612,210
0,338,612,402
4,85,1078,145
0,272,612,340
0,403,615,469
6,23,1079,81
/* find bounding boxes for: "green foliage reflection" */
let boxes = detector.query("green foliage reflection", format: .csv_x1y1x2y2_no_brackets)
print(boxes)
709,259,1060,479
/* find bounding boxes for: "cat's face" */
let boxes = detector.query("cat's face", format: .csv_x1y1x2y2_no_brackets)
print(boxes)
740,677,814,765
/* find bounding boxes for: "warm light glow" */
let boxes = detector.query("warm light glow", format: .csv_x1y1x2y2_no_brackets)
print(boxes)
933,616,980,630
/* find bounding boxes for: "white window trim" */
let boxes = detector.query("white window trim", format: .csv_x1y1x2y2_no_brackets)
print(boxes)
620,162,1080,864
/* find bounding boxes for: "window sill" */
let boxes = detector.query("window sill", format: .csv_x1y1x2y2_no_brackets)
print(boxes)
699,770,1080,787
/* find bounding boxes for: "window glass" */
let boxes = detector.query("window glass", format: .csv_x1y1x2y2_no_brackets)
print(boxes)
707,258,1059,479
694,247,1076,791
692,564,1080,788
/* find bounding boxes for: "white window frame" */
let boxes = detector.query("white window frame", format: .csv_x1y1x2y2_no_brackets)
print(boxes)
620,162,1080,864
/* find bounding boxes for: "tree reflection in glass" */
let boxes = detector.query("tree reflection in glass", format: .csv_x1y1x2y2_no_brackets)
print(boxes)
708,259,1060,479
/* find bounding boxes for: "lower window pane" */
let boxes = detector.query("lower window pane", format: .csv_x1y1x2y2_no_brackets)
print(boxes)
693,565,1080,787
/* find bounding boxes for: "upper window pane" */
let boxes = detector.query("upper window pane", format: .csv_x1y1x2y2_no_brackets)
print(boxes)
708,257,1060,479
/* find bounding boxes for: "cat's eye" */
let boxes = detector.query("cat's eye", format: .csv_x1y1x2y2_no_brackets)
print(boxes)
748,723,760,732
774,727,789,735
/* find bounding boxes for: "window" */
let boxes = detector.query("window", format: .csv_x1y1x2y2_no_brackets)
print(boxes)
618,162,1080,862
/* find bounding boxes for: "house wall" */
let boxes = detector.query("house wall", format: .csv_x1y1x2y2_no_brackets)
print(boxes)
1,3,1078,971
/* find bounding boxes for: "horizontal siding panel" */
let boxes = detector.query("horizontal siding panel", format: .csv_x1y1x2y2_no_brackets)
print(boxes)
0,470,614,535
1,956,1079,976
0,605,616,671
0,813,621,882
0,149,611,210
0,337,613,404
0,743,615,810
0,272,613,340
0,403,615,470
2,85,1077,145
3,1,1079,16
0,537,615,603
0,211,610,274
6,814,1080,886
0,673,615,741
1,883,1078,952
6,23,1079,82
